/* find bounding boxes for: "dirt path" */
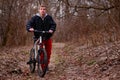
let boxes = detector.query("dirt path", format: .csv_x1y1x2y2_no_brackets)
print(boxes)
0,43,66,80
0,42,120,80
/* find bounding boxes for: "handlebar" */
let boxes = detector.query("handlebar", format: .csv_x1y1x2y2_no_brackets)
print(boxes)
34,30,50,33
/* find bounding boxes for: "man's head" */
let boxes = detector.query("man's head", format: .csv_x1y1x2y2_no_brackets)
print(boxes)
38,4,47,17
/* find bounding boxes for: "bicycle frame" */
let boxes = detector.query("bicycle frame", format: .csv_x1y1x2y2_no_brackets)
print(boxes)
32,30,49,60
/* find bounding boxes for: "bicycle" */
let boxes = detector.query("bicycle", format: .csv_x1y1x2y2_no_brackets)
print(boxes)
27,30,50,77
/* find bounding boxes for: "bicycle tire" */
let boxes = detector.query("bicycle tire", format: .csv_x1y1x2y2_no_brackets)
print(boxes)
29,48,36,73
37,48,48,77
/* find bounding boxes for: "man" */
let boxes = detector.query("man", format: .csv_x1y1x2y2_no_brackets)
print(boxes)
26,4,56,70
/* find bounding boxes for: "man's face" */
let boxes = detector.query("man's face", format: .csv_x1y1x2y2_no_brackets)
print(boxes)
39,6,46,16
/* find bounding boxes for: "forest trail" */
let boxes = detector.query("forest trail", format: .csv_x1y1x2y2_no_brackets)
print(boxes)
0,42,120,80
0,43,66,80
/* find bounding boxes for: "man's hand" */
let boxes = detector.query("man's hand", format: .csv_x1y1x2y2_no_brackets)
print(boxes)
29,28,34,32
49,30,53,33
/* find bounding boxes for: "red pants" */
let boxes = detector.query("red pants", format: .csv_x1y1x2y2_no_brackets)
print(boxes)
41,39,52,66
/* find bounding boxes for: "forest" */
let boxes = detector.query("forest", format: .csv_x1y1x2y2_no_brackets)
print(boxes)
0,0,120,46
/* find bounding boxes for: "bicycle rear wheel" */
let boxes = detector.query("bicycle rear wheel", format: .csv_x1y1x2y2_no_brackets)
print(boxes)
29,48,36,73
37,48,48,77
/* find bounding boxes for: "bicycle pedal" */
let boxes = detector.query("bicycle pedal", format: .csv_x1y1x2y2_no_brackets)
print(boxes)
32,59,36,63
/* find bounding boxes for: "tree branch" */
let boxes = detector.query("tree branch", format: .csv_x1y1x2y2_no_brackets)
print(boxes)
76,5,119,11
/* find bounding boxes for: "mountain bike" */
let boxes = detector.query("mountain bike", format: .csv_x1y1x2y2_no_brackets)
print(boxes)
28,30,50,77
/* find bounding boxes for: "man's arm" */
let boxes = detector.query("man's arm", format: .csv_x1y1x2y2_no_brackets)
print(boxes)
49,16,56,33
26,16,35,32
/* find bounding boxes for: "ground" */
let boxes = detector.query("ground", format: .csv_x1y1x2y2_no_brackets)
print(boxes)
0,42,120,80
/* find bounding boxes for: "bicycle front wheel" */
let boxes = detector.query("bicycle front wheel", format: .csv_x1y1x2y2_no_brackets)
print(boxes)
29,48,36,73
37,48,48,77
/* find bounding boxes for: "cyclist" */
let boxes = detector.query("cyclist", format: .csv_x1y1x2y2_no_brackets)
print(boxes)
26,4,56,71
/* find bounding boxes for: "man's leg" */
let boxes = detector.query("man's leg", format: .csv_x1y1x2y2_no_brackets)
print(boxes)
44,39,52,65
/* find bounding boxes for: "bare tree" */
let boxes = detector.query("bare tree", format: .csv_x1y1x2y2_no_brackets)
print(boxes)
0,0,120,47
0,0,38,46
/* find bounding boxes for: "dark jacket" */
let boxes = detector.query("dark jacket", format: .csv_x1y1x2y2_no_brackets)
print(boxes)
26,14,56,40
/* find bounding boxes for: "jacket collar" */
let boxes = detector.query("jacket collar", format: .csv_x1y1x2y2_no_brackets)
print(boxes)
36,13,48,19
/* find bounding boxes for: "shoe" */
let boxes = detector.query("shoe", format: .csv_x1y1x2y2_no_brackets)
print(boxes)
46,66,49,71
27,59,36,64
27,60,32,64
